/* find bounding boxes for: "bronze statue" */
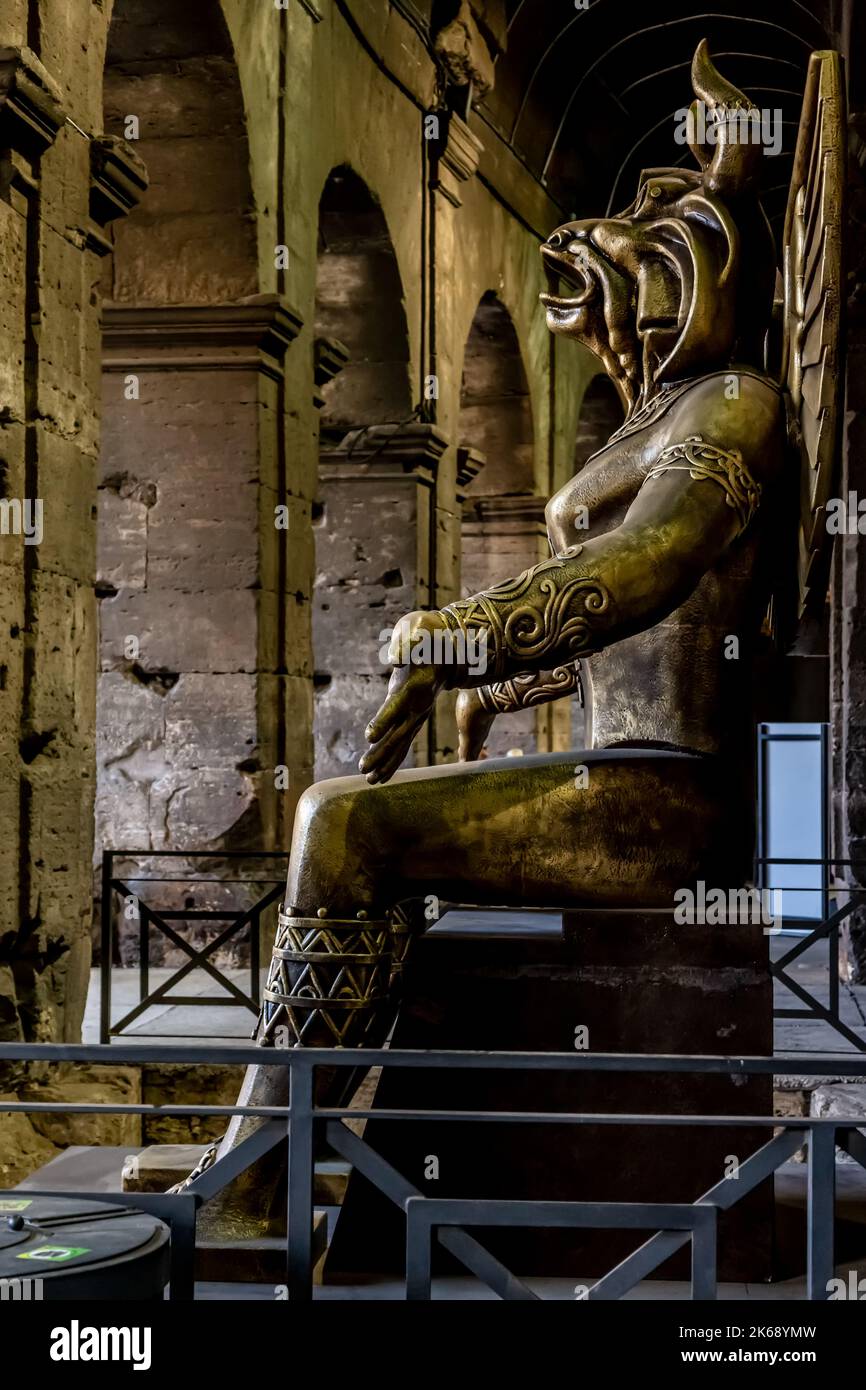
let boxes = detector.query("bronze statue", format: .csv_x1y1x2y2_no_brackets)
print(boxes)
186,42,844,1241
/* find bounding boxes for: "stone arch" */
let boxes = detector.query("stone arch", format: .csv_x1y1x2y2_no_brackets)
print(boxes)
314,164,413,439
101,0,258,304
95,0,292,968
312,166,428,781
458,291,535,500
458,291,545,756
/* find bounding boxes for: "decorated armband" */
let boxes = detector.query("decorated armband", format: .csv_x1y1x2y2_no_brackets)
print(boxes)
641,434,761,535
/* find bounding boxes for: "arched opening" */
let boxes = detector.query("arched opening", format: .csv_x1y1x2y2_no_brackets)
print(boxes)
458,291,534,499
315,166,413,442
101,0,257,304
312,167,414,780
573,373,625,472
459,292,542,756
96,0,286,976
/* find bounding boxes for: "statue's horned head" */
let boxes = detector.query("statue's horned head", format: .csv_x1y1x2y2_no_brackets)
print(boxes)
540,41,777,410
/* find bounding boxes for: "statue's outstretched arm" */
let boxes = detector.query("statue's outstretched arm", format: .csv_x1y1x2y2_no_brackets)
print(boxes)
440,436,762,688
361,434,762,783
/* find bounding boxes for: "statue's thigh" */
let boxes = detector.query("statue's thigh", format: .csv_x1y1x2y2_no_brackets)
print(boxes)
345,747,744,907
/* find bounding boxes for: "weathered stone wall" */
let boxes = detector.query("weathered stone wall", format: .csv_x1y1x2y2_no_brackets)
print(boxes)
0,4,108,1049
0,0,624,1047
315,165,412,439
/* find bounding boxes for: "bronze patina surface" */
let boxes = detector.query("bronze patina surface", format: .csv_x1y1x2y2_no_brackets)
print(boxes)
186,42,845,1243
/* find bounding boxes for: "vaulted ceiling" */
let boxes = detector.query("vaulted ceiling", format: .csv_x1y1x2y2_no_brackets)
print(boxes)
469,0,841,244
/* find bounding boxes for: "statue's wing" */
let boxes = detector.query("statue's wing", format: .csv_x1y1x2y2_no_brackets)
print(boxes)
780,49,846,619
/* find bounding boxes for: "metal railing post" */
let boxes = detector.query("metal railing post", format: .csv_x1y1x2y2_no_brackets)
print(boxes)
287,1058,314,1301
807,1124,836,1300
690,1208,718,1301
250,899,261,1007
139,900,150,1004
99,852,114,1044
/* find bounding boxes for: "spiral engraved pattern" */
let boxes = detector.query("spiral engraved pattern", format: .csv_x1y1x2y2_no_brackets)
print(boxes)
441,546,611,682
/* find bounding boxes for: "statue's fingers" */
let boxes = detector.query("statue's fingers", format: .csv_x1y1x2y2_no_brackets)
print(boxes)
365,738,412,785
360,720,414,778
360,707,427,783
359,716,412,776
365,687,407,744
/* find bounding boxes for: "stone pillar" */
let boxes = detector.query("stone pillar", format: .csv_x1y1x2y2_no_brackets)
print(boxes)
427,107,486,767
97,296,302,879
313,422,448,780
831,103,866,980
85,135,148,258
430,110,483,211
0,47,96,1046
461,493,555,754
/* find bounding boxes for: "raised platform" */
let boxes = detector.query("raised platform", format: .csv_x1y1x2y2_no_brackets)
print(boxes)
326,909,774,1281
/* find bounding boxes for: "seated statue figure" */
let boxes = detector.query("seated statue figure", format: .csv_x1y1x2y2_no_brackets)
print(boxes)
188,41,842,1235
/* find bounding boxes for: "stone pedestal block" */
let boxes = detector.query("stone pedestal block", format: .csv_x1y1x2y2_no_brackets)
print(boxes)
327,911,774,1282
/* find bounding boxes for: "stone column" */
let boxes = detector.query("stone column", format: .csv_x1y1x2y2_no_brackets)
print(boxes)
0,48,89,1046
427,111,485,765
85,135,148,258
461,493,557,755
313,421,448,780
831,98,866,980
97,296,302,879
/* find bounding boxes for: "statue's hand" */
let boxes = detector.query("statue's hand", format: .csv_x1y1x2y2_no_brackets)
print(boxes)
359,611,448,784
456,687,495,761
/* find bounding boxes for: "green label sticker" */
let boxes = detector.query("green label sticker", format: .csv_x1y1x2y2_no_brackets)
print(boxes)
0,1199,31,1212
16,1246,89,1263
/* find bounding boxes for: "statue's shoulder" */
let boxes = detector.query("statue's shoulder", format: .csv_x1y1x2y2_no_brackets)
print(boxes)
661,368,785,480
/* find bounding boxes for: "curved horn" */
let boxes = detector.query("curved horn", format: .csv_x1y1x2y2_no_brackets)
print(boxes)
691,39,762,198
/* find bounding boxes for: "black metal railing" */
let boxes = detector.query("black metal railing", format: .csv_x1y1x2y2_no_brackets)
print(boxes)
757,857,866,1053
2,1041,866,1302
97,848,866,1053
98,850,289,1043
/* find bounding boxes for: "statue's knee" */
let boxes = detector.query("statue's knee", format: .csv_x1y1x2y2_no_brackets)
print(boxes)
292,774,368,847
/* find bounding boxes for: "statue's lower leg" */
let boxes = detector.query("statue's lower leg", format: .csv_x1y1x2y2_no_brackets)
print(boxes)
188,785,420,1237
188,913,412,1239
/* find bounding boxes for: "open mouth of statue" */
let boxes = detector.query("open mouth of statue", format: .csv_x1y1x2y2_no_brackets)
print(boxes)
539,245,599,312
